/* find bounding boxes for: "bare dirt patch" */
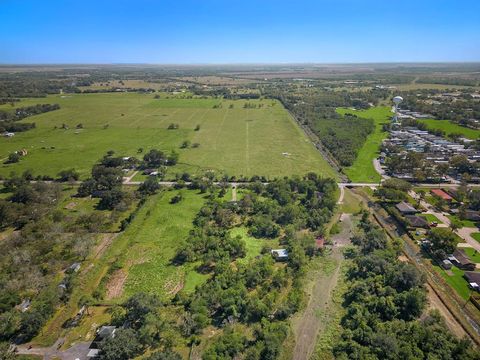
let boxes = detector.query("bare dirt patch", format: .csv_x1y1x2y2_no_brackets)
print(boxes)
93,233,119,259
64,202,77,210
105,270,127,300
292,214,353,360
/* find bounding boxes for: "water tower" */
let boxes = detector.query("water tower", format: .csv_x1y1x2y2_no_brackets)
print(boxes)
392,96,403,124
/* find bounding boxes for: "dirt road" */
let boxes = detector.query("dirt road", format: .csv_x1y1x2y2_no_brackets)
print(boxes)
292,214,352,360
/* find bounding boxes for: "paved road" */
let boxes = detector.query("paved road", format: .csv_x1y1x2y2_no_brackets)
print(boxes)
457,227,480,252
337,185,345,204
373,158,389,179
16,338,91,360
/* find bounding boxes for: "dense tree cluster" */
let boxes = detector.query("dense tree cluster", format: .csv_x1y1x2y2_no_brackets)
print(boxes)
313,114,375,166
400,89,480,125
0,103,60,134
262,84,380,167
0,175,100,343
334,214,478,359
96,174,337,359
142,149,179,168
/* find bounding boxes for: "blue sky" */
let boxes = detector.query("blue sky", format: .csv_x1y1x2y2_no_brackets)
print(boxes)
1,0,479,64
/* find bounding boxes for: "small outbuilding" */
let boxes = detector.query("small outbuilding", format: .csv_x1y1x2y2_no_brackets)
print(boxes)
271,249,289,261
441,259,453,270
315,237,325,250
68,262,81,273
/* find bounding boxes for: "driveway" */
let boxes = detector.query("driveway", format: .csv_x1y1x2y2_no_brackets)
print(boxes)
16,338,91,360
456,227,480,252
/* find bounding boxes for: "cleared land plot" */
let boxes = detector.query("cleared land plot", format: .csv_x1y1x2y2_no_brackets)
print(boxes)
0,93,336,179
119,189,208,300
336,106,391,182
230,226,278,264
419,119,480,140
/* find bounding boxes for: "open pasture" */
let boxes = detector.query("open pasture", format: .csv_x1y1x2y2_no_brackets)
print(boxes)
419,119,480,140
0,93,336,179
336,106,391,182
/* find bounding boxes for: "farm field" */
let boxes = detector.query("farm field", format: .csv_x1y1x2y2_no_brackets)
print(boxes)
419,119,480,140
0,93,337,180
336,106,391,182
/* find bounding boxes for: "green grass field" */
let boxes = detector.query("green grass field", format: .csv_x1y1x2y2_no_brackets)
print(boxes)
471,232,480,243
336,106,391,182
120,189,208,300
420,213,443,224
462,247,480,263
447,214,478,228
419,119,480,140
0,93,337,180
432,263,471,300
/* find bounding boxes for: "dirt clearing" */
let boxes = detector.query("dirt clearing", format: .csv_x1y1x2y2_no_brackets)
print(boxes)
105,269,127,300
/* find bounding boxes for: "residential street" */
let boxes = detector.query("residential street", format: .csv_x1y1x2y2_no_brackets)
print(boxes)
409,190,480,252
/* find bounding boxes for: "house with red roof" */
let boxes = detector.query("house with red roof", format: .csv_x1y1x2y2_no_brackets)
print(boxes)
430,189,453,202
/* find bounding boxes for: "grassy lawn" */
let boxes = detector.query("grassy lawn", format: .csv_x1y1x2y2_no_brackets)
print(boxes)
230,226,278,264
471,232,480,243
432,263,471,300
448,215,478,228
420,213,443,224
121,189,208,300
462,247,480,263
0,93,337,180
336,106,391,182
339,187,363,214
419,119,480,140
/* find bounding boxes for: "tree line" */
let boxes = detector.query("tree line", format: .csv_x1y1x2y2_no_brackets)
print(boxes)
333,213,478,359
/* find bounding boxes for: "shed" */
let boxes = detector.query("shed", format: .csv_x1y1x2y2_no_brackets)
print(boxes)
441,259,453,270
315,237,325,249
271,249,288,261
19,299,31,312
68,262,81,273
90,325,117,350
97,325,116,339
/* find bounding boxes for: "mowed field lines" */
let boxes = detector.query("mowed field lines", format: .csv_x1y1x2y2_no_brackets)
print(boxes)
0,93,337,179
